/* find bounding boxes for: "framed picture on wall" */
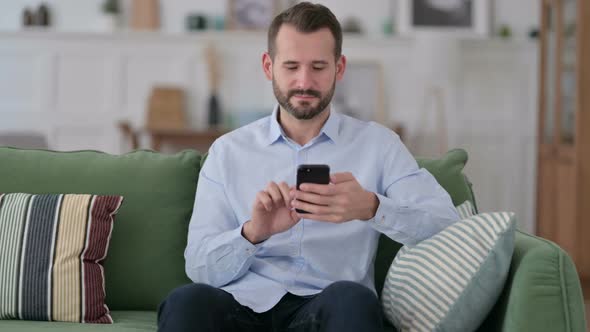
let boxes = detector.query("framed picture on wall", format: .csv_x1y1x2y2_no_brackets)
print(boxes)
333,61,386,124
397,0,490,36
227,0,279,30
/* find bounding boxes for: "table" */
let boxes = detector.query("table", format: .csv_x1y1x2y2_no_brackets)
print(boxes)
118,122,227,152
118,122,404,153
148,128,227,152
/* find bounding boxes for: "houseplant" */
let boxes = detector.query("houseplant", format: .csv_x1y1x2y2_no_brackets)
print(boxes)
97,0,120,31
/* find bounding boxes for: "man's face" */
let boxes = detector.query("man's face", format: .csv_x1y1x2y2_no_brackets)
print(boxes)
263,24,345,120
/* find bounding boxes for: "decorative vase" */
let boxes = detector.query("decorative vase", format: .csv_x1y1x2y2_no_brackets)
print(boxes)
208,94,221,127
131,0,160,30
35,3,51,27
22,7,34,27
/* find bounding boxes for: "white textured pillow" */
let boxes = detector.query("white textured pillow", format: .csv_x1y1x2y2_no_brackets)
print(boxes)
381,211,516,332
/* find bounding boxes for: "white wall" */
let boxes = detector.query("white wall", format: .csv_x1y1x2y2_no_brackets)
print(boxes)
0,31,539,234
0,0,540,38
0,1,541,233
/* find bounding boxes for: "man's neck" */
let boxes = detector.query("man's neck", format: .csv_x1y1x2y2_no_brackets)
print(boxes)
278,107,330,146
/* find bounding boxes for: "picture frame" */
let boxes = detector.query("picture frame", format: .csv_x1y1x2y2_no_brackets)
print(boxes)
397,0,490,37
333,61,386,124
227,0,279,30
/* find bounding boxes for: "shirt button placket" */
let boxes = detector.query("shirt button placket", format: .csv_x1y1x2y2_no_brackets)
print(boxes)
292,148,306,253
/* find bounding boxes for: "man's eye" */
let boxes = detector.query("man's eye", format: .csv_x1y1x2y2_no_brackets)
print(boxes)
286,67,297,71
313,67,325,71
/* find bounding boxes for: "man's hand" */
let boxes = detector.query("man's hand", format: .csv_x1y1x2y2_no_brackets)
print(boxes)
291,172,379,223
242,181,300,244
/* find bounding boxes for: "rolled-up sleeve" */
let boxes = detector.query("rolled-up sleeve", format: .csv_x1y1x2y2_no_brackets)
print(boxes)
369,136,459,245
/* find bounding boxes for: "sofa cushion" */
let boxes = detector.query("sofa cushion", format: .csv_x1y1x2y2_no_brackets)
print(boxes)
374,149,477,299
382,212,516,331
0,193,123,323
477,231,587,332
416,149,477,208
0,311,156,331
0,147,201,311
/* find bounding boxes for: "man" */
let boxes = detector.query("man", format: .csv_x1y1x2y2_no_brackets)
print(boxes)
158,2,459,331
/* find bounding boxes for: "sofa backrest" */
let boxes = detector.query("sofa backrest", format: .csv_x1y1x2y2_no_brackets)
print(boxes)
374,148,477,297
0,147,201,311
0,146,474,309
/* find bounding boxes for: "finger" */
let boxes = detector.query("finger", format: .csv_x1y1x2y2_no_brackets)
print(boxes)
330,172,355,184
294,190,331,206
292,199,331,215
289,186,298,200
265,182,283,206
256,191,273,212
278,182,292,209
296,213,344,223
298,183,335,195
290,210,301,222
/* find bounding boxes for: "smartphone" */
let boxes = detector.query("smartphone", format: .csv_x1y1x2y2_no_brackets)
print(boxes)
296,164,330,214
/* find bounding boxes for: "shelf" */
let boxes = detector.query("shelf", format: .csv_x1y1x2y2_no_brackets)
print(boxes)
0,28,412,46
0,29,540,51
538,144,576,162
557,145,576,161
537,0,590,288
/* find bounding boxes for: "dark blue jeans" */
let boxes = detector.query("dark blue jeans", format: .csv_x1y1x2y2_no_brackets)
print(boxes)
158,280,384,332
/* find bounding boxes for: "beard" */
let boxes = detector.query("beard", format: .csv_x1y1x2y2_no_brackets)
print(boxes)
272,77,336,120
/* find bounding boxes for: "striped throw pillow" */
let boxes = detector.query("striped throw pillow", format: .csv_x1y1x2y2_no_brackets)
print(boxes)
0,193,123,324
456,200,475,219
381,211,516,332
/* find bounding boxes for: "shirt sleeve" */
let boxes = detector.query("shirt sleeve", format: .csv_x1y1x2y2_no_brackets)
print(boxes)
369,135,460,245
184,143,260,287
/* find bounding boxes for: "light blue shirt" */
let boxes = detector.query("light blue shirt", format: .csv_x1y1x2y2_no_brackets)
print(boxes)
185,106,459,313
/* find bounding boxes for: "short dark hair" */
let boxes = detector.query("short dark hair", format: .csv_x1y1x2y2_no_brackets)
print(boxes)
267,2,342,60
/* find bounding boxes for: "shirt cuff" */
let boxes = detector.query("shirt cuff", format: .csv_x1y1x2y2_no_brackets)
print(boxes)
234,224,261,257
369,193,416,241
371,193,397,227
209,226,259,275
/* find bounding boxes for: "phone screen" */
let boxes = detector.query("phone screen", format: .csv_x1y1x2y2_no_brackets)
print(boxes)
296,164,330,213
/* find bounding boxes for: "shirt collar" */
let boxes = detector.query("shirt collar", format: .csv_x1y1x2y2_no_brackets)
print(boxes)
267,105,283,145
266,105,341,145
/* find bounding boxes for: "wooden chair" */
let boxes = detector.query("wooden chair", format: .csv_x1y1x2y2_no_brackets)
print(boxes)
118,121,140,150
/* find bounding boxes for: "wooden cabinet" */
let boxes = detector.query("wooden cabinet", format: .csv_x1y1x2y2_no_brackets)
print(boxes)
537,0,590,295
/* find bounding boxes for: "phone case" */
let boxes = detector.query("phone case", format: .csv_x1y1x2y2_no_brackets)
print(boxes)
296,164,330,213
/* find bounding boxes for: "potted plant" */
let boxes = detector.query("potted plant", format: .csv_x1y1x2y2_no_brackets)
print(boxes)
97,0,120,31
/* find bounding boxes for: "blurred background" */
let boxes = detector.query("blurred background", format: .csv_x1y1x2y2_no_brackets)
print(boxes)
1,1,588,289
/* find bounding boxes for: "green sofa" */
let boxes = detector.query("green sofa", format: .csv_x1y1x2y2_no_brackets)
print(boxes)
0,146,586,331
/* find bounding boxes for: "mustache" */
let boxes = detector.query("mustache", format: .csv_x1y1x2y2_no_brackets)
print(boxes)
288,89,321,98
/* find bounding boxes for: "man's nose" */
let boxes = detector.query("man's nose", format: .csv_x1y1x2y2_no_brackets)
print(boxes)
295,68,314,90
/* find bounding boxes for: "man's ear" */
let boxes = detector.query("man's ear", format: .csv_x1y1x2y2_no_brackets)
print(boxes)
262,52,273,81
336,55,346,81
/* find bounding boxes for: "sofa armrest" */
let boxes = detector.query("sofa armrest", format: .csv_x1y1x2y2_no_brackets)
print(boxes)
477,231,586,332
